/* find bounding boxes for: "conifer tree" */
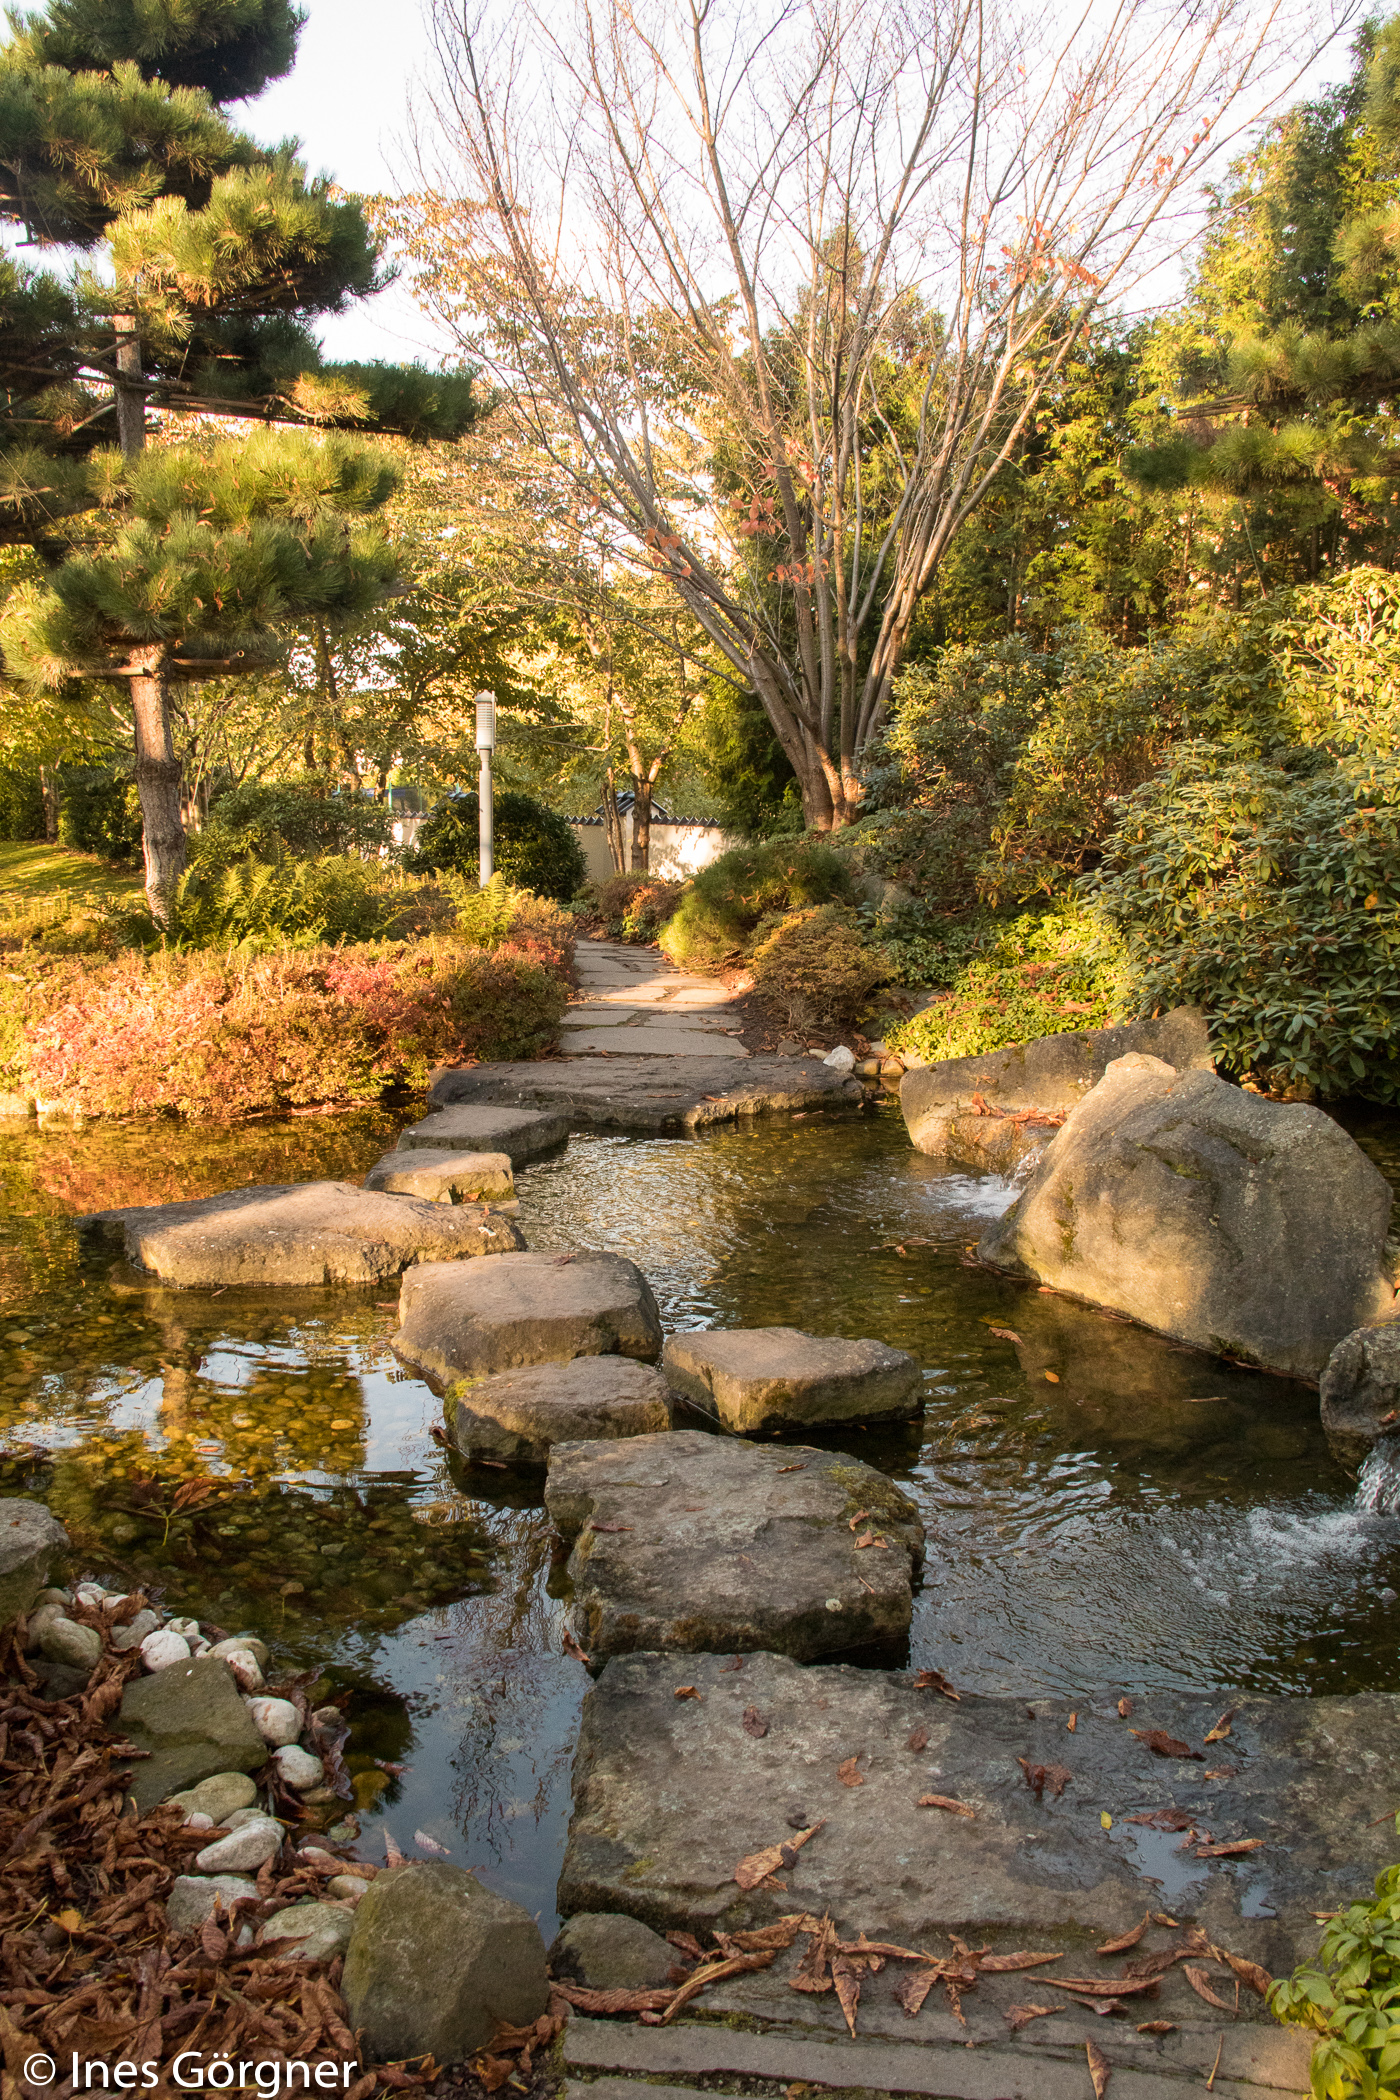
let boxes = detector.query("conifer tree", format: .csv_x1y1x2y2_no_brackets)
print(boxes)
0,0,478,917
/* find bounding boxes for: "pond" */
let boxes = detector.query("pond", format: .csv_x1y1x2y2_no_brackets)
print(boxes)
2,1097,1398,1938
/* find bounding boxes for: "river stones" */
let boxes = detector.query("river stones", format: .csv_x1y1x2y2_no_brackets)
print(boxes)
393,1252,663,1386
978,1055,1395,1381
399,1104,569,1164
76,1182,525,1288
1321,1319,1400,1465
447,1357,674,1466
0,1499,69,1624
257,1901,354,1961
343,1862,549,2061
558,1649,1400,1974
166,1875,259,1937
662,1327,922,1435
547,1911,677,1989
545,1429,924,1663
364,1149,514,1203
900,1007,1213,1170
426,1055,864,1135
119,1656,267,1810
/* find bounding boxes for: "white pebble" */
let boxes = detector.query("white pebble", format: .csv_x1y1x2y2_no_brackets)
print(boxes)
247,1696,301,1747
218,1646,265,1693
273,1745,325,1792
140,1630,192,1672
74,1584,109,1605
166,1616,202,1640
185,1812,215,1831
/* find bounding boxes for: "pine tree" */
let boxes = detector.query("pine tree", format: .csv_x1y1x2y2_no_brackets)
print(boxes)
0,0,479,917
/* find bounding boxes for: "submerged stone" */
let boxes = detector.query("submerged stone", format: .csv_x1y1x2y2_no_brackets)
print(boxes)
399,1103,569,1163
76,1181,525,1288
447,1356,674,1466
1321,1319,1400,1466
364,1148,515,1203
662,1327,922,1435
545,1429,924,1664
978,1055,1394,1381
393,1252,663,1387
0,1498,69,1625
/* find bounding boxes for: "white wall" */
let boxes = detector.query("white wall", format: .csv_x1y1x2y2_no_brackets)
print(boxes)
570,818,736,884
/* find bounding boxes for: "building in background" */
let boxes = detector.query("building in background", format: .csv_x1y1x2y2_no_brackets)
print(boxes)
568,794,736,882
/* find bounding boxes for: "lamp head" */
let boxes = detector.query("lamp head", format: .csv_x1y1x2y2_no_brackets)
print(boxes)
475,692,496,751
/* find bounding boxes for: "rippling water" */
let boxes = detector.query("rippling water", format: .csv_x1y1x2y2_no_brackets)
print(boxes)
2,1094,1398,1934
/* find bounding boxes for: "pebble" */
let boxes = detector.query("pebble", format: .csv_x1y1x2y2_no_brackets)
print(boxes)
1382,1587,1397,1603
166,1617,203,1640
247,1696,300,1747
215,1646,264,1693
822,1044,856,1071
23,1602,68,1654
327,1874,372,1902
185,1812,215,1832
167,1772,258,1824
273,1745,324,1791
140,1629,191,1672
256,1901,353,1961
223,1807,272,1831
210,1633,270,1674
40,1618,102,1669
36,1587,71,1607
194,1817,285,1874
112,1608,161,1652
166,1875,258,1937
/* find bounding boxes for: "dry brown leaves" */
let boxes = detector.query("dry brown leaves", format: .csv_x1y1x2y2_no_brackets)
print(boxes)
1196,1838,1265,1859
1017,1757,1072,1799
1183,1965,1234,2011
1130,1729,1204,1761
468,2003,567,2092
1087,2037,1112,2099
732,1817,824,1890
1006,2003,1066,2031
741,1707,768,1739
916,1794,975,1818
1097,1915,1150,1955
837,1756,865,1787
1204,1709,1236,1744
912,1669,960,1701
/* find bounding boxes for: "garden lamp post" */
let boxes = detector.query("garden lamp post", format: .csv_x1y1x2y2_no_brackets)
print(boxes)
475,690,496,885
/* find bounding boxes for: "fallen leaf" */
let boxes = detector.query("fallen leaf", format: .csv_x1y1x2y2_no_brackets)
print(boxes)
590,1522,634,1533
1117,1698,1134,1718
1138,2022,1177,2036
854,1531,875,1549
776,1464,806,1473
720,1655,744,1672
894,1969,938,2017
979,1952,1066,1972
1130,1729,1204,1761
1097,1914,1150,1955
1153,1914,1179,1927
1090,1999,1129,2018
988,1327,1025,1344
913,1668,961,1701
675,1685,702,1701
1124,1807,1196,1830
472,2053,512,2093
734,1818,824,1890
551,1982,675,2013
1216,1949,1272,1997
1067,1712,1078,1732
917,1793,975,1817
1007,2004,1067,2032
383,1827,405,1867
1018,1757,1072,1799
1196,1838,1265,1858
200,1917,229,1964
848,1509,870,1531
1183,1965,1233,2011
1049,1977,1163,2000
562,1630,591,1665
790,1913,837,1994
1045,1371,1061,1383
721,1917,813,1953
413,1829,450,1856
1086,2037,1112,2100
831,1955,861,2036
838,1755,865,1787
1203,1709,1236,1744
1204,1767,1237,1780
1124,1948,1187,1982
666,1930,704,1959
742,1706,769,1739
660,1950,777,2023
54,1907,83,1933
1101,1812,1113,1830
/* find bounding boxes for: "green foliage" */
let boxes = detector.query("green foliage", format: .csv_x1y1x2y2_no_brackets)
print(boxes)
886,907,1130,1064
659,836,856,968
0,765,45,843
749,905,889,1032
693,680,803,839
409,789,587,904
58,765,142,859
200,775,394,861
593,873,685,942
166,852,402,951
1270,1841,1400,2100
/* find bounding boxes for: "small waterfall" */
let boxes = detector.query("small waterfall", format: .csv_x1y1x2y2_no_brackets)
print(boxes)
1357,1439,1400,1514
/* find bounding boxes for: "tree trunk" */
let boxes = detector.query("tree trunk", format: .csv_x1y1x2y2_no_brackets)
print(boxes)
602,767,627,874
129,650,186,924
629,781,652,873
113,317,146,459
38,768,60,843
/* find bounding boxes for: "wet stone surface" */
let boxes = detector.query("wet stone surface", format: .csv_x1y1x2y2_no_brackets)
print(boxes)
447,1356,675,1467
393,1251,664,1387
427,1055,864,1134
661,1325,922,1435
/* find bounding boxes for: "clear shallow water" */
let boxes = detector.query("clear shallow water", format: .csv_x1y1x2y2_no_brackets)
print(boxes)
2,1096,1399,1937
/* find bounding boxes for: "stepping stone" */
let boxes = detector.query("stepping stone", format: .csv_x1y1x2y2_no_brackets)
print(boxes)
558,1647,1400,1973
76,1182,525,1288
119,1656,267,1810
545,1429,924,1663
563,1027,750,1058
393,1252,664,1387
365,1148,514,1203
400,1103,569,1163
663,1327,922,1435
427,1056,863,1135
447,1357,674,1466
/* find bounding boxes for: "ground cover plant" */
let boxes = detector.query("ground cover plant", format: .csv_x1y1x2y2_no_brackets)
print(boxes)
1270,1834,1400,2100
885,906,1131,1064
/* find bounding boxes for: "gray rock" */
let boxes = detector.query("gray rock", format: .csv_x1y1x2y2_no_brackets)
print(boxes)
399,1104,569,1164
1321,1320,1400,1465
194,1815,285,1873
342,1862,549,2061
167,1771,259,1823
39,1616,101,1671
901,1008,1214,1168
119,1656,268,1811
208,1633,270,1671
426,1056,864,1136
22,1600,68,1654
559,1648,1400,1977
394,1252,663,1388
166,1875,258,1938
977,1055,1394,1381
273,1745,324,1791
257,1901,354,1961
111,1607,161,1652
548,1911,677,1989
247,1696,300,1746
364,1149,514,1203
328,1874,372,1902
662,1328,921,1436
0,1498,69,1624
447,1357,674,1467
75,1181,525,1288
545,1429,924,1664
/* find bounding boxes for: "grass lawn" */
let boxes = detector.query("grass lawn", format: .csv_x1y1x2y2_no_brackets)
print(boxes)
0,840,143,917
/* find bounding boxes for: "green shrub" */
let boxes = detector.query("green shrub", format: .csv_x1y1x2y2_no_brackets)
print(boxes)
58,766,142,860
749,905,889,1032
594,874,685,942
660,837,856,968
0,763,45,842
442,870,576,975
886,905,1130,1064
409,789,586,903
169,853,405,951
1270,1840,1400,2100
201,776,395,861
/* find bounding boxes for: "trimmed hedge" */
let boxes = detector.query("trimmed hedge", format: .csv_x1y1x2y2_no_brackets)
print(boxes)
660,837,856,968
749,904,889,1031
410,789,586,903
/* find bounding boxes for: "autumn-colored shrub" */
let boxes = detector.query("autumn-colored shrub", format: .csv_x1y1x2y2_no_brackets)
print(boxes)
749,905,889,1032
594,874,685,943
660,837,855,967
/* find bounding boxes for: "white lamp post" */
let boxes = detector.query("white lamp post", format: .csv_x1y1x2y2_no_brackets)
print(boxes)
475,690,496,885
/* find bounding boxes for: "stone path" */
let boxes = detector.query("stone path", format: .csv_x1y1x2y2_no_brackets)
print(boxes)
562,938,750,1057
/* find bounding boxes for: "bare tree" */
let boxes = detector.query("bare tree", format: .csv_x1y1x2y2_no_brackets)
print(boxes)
402,0,1350,828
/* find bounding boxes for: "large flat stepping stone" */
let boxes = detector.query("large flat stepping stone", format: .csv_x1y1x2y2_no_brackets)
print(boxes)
119,1655,267,1810
76,1182,525,1287
447,1357,674,1466
558,1647,1400,1976
393,1252,663,1386
562,1026,749,1058
427,1056,863,1135
663,1326,922,1434
545,1429,924,1663
365,1148,514,1202
400,1103,569,1163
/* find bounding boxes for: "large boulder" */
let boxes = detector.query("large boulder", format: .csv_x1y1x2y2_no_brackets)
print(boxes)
342,1862,549,2061
447,1356,674,1467
662,1327,921,1435
398,1104,569,1164
1320,1320,1400,1466
901,1008,1213,1170
545,1429,924,1664
76,1182,525,1288
118,1656,268,1810
0,1499,69,1624
364,1149,514,1203
393,1252,663,1387
977,1054,1394,1381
